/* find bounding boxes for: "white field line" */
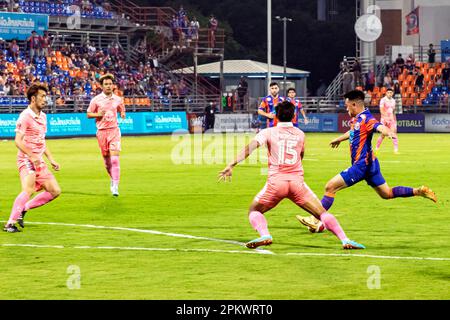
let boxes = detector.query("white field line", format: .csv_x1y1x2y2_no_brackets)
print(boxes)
2,243,450,261
4,221,274,254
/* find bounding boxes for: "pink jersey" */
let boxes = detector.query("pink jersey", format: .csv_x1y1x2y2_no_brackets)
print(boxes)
87,92,125,130
15,107,47,161
379,97,396,122
254,122,305,181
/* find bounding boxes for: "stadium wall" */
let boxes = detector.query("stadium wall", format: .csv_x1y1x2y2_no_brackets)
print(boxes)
0,112,189,138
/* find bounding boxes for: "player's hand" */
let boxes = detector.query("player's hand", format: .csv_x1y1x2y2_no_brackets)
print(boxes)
218,165,233,182
50,160,60,171
330,139,341,149
121,112,126,119
98,110,105,118
304,118,309,125
267,113,275,119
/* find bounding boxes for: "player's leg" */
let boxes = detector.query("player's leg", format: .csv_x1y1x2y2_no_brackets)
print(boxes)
391,123,399,153
291,181,365,249
24,177,61,212
369,160,436,202
109,128,122,196
245,181,285,249
4,173,35,232
374,183,437,202
321,173,349,210
97,130,112,178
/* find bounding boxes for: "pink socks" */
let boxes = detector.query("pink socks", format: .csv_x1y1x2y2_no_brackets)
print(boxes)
7,192,30,225
249,211,270,237
320,212,347,241
24,192,55,212
110,156,120,187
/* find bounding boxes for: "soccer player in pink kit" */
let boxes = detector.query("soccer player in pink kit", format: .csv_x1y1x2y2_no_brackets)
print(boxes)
376,88,399,153
4,84,61,233
87,74,125,196
218,101,365,249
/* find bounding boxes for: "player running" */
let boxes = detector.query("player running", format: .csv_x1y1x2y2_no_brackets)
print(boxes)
3,84,61,233
87,74,125,196
296,90,437,233
286,88,309,126
258,82,284,129
375,88,399,154
219,101,365,250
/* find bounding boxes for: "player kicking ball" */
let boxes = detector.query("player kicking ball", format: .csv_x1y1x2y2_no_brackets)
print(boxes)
4,84,61,232
87,74,126,196
297,90,437,233
218,101,365,250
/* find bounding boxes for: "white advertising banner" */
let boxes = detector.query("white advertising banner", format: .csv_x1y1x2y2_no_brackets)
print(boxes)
425,114,450,132
214,114,253,133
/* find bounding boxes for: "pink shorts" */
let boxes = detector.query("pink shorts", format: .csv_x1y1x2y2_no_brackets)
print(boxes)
254,178,315,209
97,127,121,156
381,119,397,131
18,159,55,192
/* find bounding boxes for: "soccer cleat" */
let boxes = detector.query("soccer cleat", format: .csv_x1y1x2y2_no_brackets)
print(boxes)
3,224,21,233
296,215,324,233
418,185,437,203
245,235,273,249
342,239,365,250
111,185,119,197
17,211,27,229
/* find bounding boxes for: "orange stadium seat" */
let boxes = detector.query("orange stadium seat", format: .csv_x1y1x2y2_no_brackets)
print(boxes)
380,87,387,94
373,86,380,93
398,74,405,82
416,98,422,106
428,68,436,75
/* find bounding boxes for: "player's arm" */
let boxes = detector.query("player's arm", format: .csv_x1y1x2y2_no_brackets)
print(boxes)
87,100,104,118
258,101,275,119
218,140,260,182
330,131,350,148
376,124,394,139
44,146,60,171
15,131,40,168
300,108,308,124
119,99,126,119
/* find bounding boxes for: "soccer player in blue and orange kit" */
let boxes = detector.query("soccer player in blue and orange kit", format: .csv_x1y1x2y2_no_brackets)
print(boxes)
286,88,309,127
297,90,437,233
258,82,284,129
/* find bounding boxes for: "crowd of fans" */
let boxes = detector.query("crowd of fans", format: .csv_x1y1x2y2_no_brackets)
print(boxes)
340,44,450,108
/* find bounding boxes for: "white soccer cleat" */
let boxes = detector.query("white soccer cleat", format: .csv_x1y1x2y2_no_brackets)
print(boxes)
111,185,119,197
296,215,324,233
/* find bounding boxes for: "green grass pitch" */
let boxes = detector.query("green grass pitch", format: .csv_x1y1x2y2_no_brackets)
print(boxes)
0,132,449,299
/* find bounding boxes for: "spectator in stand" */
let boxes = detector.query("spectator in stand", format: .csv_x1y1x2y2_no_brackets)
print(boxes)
352,58,362,87
170,15,180,48
82,0,93,13
395,53,405,72
40,31,51,58
442,62,450,87
415,70,424,93
208,14,218,49
383,72,393,88
427,44,436,65
178,5,187,20
102,1,111,12
8,39,19,62
340,56,349,72
364,69,375,92
190,16,200,46
435,74,443,88
405,54,415,72
180,15,190,48
342,69,354,94
27,31,41,62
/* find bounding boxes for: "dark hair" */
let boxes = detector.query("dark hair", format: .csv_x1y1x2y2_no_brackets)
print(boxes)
286,87,296,94
26,83,48,101
386,88,393,92
99,73,115,85
276,101,295,122
269,82,279,88
343,90,365,102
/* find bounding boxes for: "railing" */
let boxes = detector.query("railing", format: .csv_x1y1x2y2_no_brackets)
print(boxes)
1,95,449,114
109,1,177,27
385,44,443,64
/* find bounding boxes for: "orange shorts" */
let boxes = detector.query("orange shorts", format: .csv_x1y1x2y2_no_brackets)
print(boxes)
97,127,121,156
18,159,55,192
254,178,315,209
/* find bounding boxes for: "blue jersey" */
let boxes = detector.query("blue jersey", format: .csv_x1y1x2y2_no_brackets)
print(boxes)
259,95,285,127
286,97,303,127
349,109,382,165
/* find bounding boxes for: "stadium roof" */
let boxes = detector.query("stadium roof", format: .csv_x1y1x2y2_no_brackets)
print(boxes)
172,60,310,78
